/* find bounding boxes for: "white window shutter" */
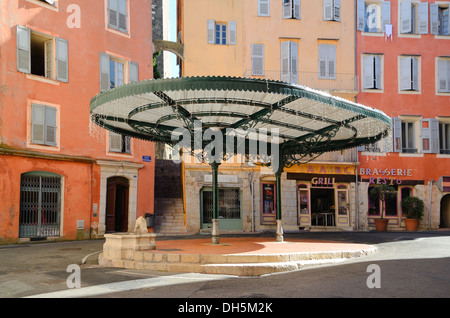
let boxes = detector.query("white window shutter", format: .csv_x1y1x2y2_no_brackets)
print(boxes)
100,53,110,92
281,41,291,83
283,0,293,19
45,40,53,79
418,2,428,34
412,57,419,91
293,0,301,20
357,0,365,31
430,4,439,35
108,0,119,29
400,0,412,34
334,0,341,22
290,41,298,84
381,1,391,33
45,106,57,146
109,132,122,152
393,117,402,152
400,56,412,90
31,104,45,144
207,20,215,44
324,0,333,21
363,55,374,89
375,55,382,89
129,61,138,83
56,38,68,83
17,25,31,74
258,0,270,16
318,44,327,78
328,44,336,79
251,44,264,76
228,21,236,45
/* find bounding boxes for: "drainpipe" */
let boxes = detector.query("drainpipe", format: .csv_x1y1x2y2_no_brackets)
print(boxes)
429,180,434,230
356,160,359,231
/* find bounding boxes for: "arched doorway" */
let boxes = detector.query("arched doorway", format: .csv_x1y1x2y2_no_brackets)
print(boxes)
440,194,450,229
105,177,129,233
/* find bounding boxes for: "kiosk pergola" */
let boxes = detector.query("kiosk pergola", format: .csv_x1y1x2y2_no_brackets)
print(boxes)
90,76,391,243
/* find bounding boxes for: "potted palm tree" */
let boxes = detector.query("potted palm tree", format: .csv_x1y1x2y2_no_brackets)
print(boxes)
369,185,397,231
401,196,424,231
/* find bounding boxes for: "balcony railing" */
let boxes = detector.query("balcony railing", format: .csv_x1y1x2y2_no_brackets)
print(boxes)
243,70,359,92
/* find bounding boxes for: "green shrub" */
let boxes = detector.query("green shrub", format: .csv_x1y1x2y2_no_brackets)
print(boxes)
401,196,424,220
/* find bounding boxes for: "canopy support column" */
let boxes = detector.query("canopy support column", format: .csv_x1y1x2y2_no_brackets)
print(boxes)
211,161,221,245
275,167,284,242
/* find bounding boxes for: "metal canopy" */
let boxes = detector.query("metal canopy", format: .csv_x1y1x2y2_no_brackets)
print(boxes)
90,76,391,243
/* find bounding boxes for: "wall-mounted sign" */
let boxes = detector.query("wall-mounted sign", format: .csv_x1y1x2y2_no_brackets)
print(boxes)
142,156,152,163
359,168,413,177
288,164,355,175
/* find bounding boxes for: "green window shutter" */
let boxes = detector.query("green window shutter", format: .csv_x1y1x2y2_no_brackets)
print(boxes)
418,2,428,34
31,104,45,144
228,21,236,45
56,38,68,82
100,53,110,92
129,61,139,83
17,25,31,74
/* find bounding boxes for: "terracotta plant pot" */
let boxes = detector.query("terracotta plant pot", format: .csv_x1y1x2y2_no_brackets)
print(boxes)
404,218,419,231
374,218,389,231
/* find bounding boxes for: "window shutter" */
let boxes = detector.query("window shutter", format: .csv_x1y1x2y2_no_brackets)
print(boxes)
324,0,333,21
283,0,293,19
228,21,236,45
258,0,270,16
393,117,402,152
129,61,138,83
207,20,215,44
381,1,391,33
430,119,440,153
318,44,327,78
400,56,412,90
443,8,449,35
31,104,45,144
100,53,110,92
118,0,128,32
45,40,53,79
363,55,374,89
108,0,119,29
45,106,57,146
109,132,122,152
334,0,341,22
438,59,449,93
384,129,394,153
412,56,419,91
375,55,382,89
56,38,68,83
400,0,412,34
16,25,31,74
293,0,301,19
328,44,336,79
290,41,298,84
418,2,428,34
125,135,132,153
430,4,439,35
357,0,365,31
252,44,264,76
281,41,291,83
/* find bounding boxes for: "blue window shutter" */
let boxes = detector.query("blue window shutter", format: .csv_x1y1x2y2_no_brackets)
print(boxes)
56,38,69,83
17,25,31,74
129,61,139,83
357,0,365,31
393,117,402,153
381,1,391,33
228,21,236,45
100,53,110,92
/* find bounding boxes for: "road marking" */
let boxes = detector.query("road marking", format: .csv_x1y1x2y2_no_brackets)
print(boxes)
24,273,236,298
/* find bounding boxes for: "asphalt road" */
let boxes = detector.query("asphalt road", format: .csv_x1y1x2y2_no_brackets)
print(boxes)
1,231,450,302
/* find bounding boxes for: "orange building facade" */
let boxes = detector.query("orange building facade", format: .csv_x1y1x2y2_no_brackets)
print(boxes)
0,0,155,243
356,0,450,229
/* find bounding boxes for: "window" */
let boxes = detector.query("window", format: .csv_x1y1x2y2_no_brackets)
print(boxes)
439,122,450,154
402,122,416,153
421,118,439,153
207,20,236,45
31,104,57,147
363,54,382,90
283,0,301,19
431,3,449,35
323,0,341,22
108,0,128,33
393,117,420,153
202,188,241,224
109,132,131,154
258,0,270,16
281,41,298,84
40,0,55,5
16,26,68,82
318,43,336,79
368,185,398,217
399,55,420,92
99,53,139,92
437,58,450,93
357,0,391,32
251,44,265,76
400,0,428,35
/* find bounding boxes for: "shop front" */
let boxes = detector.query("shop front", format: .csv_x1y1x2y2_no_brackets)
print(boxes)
286,164,357,230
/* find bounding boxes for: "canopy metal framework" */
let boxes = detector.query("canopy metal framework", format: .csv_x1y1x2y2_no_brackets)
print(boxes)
90,76,391,243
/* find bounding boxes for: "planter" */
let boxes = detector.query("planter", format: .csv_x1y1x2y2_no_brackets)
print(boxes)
404,218,419,231
374,218,389,232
